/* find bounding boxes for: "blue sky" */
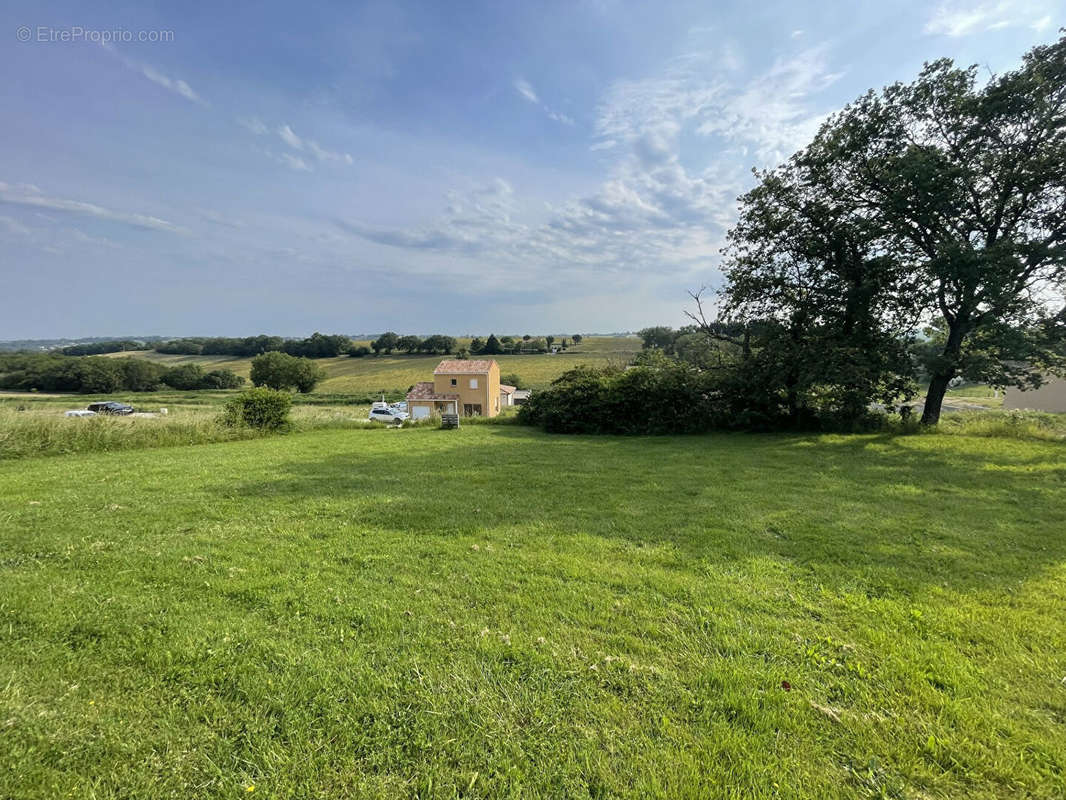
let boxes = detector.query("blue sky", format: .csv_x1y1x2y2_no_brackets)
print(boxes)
1,0,1062,338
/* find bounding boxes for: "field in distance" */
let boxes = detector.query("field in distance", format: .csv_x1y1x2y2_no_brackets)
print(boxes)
104,336,642,394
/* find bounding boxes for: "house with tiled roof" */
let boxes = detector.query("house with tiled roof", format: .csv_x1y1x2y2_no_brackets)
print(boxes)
406,359,501,419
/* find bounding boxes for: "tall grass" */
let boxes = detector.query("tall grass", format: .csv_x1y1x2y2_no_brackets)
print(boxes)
0,405,376,460
932,409,1066,441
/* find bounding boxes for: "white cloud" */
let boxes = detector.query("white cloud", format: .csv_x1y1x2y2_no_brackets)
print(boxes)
307,140,354,165
337,42,842,286
514,78,539,104
102,43,205,105
1031,14,1053,31
140,65,202,104
514,77,576,126
596,44,840,164
279,124,304,150
0,182,186,234
279,153,313,172
276,124,354,166
924,1,1056,36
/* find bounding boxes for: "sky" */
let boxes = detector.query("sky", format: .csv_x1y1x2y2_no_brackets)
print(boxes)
1,0,1062,339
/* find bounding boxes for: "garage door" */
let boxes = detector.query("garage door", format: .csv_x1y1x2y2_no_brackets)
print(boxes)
411,405,431,419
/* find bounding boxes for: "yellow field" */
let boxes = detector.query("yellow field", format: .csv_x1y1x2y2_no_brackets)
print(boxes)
109,336,642,394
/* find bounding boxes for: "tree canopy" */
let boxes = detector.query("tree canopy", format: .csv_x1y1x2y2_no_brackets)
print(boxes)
715,32,1066,424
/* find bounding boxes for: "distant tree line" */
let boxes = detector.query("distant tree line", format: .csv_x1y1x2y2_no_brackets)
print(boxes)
0,354,244,394
155,332,353,358
366,333,459,356
367,332,583,357
59,340,153,356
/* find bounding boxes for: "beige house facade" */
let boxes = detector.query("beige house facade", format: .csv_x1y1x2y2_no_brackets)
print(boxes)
1003,377,1066,413
406,359,502,419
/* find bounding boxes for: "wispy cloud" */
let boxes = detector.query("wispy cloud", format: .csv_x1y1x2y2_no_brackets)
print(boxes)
596,44,840,164
339,178,523,261
1031,14,1054,32
102,43,205,105
279,153,313,172
238,117,269,135
279,124,304,150
339,43,841,285
140,65,202,104
277,124,354,166
0,215,31,236
0,182,186,234
71,229,123,249
514,78,539,104
514,77,576,126
924,1,1056,36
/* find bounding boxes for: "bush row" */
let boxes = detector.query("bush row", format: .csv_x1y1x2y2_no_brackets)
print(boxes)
0,354,243,393
517,353,889,435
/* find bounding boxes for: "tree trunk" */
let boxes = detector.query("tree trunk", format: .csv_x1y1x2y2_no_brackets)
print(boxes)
921,372,952,425
921,322,966,426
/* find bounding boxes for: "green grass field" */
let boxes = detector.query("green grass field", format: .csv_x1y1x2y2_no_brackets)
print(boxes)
2,424,1064,798
105,336,642,394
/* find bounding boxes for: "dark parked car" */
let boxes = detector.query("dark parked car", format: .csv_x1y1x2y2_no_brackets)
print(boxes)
86,401,134,415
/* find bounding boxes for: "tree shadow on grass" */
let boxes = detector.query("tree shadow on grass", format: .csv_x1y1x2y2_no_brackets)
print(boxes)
214,426,1066,595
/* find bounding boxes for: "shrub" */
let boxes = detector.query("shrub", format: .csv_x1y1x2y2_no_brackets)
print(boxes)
349,346,372,358
518,357,727,435
223,388,292,430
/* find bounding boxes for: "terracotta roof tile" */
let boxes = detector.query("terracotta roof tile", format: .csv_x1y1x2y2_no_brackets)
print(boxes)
433,359,496,374
499,384,517,393
406,381,460,401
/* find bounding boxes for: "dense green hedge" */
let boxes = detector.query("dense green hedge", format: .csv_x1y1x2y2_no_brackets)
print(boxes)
518,359,727,435
517,353,891,435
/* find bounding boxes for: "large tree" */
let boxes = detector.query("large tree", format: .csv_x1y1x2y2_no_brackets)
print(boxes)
250,352,326,393
482,333,503,355
718,153,920,423
371,332,400,355
807,33,1066,423
397,335,422,354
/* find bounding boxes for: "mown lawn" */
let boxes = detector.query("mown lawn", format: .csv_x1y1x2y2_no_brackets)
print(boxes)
1,426,1064,798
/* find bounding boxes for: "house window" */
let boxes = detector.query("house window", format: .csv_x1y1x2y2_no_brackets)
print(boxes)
450,378,457,386
463,403,482,416
470,378,478,389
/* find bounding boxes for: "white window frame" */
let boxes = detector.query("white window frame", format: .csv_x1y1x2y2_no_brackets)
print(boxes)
469,378,478,389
